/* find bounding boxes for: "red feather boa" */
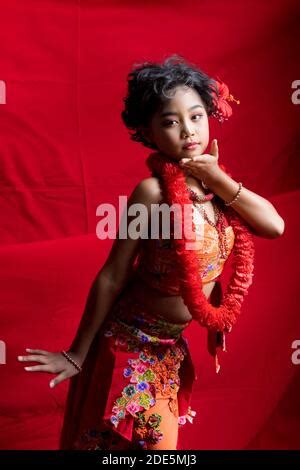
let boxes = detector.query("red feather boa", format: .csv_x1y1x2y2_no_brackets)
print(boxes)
146,151,255,335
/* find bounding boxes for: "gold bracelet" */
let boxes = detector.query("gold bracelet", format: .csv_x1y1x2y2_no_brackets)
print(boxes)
224,182,243,206
61,350,82,373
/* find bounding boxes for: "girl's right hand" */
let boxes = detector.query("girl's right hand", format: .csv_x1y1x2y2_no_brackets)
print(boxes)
17,349,84,388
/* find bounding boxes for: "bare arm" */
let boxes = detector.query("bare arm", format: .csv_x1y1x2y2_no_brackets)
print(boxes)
180,140,285,239
17,177,162,387
17,275,123,387
206,170,285,239
67,177,162,363
67,270,123,361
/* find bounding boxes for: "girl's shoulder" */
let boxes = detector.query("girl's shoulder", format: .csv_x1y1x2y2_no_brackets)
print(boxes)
131,176,164,206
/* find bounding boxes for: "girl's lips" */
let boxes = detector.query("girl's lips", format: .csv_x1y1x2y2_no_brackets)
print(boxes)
183,143,199,150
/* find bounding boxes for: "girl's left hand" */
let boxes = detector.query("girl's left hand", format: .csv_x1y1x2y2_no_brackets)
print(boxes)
179,139,223,186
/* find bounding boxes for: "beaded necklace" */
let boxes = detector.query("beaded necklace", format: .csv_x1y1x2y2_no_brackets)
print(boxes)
187,187,229,259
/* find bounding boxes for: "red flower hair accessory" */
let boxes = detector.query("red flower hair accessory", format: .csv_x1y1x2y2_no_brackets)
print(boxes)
211,76,240,123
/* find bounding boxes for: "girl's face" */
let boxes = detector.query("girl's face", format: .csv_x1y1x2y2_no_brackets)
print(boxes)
142,85,210,161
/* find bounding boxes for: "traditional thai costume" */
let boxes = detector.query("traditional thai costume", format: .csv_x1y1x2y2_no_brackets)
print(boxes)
59,202,235,450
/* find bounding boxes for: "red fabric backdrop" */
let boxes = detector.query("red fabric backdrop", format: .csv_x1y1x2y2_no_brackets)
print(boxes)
0,0,299,450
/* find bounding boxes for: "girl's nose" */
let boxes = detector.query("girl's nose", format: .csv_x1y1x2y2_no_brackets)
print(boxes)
182,128,194,137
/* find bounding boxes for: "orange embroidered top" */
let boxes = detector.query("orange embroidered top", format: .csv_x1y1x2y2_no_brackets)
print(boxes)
134,204,235,296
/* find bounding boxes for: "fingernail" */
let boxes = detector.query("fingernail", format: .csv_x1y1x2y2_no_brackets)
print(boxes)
18,356,23,361
24,367,31,370
50,382,54,388
26,348,31,352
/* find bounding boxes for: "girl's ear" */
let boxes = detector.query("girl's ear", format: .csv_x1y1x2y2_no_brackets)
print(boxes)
139,126,154,145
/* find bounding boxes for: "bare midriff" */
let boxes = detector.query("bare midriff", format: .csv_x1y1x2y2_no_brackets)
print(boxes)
124,274,216,324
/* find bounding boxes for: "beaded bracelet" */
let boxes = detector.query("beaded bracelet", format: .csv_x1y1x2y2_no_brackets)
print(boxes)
61,350,82,373
224,182,243,206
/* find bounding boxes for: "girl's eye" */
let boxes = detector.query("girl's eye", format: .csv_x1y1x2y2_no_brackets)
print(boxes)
164,121,176,127
163,114,203,127
193,114,203,120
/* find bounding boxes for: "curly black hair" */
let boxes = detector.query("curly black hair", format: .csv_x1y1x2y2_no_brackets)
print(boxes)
121,54,219,150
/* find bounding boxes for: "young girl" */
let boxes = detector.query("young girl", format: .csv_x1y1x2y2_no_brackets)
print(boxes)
17,55,285,450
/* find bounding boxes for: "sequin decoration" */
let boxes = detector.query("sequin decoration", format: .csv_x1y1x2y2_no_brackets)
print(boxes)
102,299,196,448
109,342,186,447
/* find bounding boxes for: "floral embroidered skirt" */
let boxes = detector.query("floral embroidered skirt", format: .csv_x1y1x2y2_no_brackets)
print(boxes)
59,290,197,450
